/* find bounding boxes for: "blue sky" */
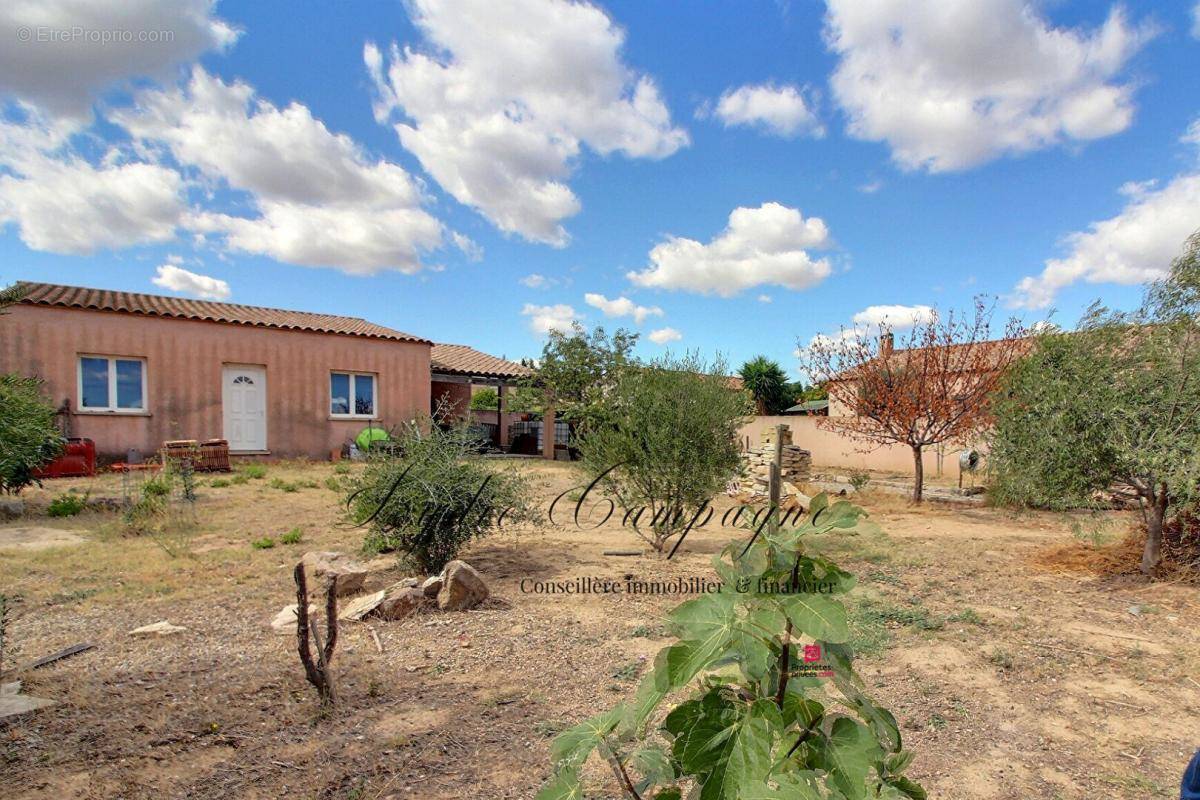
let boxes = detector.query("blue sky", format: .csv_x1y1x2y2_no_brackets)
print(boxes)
2,0,1198,377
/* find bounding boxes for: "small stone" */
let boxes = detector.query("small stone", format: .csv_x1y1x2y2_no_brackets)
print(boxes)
271,603,316,634
301,551,367,596
0,498,24,520
395,577,420,589
421,575,443,598
374,587,426,620
129,621,187,636
339,590,386,621
438,560,489,611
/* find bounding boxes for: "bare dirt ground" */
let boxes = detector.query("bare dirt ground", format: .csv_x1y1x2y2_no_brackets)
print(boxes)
1,460,1196,799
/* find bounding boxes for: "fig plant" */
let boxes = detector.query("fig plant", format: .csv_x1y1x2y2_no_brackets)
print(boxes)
537,494,925,800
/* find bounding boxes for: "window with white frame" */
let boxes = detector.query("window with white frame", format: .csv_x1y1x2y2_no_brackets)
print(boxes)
78,356,146,412
330,372,376,417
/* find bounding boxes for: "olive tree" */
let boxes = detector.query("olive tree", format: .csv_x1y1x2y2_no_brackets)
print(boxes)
576,353,754,553
989,230,1200,574
348,419,537,573
0,374,65,494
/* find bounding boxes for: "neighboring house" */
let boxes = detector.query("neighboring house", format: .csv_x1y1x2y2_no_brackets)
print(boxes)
0,282,528,461
782,399,829,416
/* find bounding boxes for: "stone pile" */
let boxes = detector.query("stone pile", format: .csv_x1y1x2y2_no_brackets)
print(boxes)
735,425,812,497
270,555,490,633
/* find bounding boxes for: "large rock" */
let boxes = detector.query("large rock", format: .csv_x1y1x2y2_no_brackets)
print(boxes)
0,498,23,520
437,561,489,611
301,551,367,597
421,575,443,598
375,586,427,620
271,603,316,635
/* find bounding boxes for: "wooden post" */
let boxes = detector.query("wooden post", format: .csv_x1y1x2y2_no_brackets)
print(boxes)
497,383,509,448
768,423,784,535
543,405,556,460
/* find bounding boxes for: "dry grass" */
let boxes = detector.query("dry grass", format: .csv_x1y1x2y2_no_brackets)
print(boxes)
0,459,1197,799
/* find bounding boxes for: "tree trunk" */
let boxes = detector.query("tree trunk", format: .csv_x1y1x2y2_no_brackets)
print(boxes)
1141,487,1168,575
911,446,924,503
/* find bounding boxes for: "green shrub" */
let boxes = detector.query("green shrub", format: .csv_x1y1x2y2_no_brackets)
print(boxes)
333,462,351,475
349,419,535,573
240,464,267,480
251,536,276,549
268,478,299,493
280,527,303,545
577,352,753,552
849,469,871,492
209,477,231,488
0,374,65,494
47,493,86,517
228,473,249,486
536,495,925,800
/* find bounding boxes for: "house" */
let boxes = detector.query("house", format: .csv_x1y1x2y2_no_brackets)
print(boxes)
0,281,535,461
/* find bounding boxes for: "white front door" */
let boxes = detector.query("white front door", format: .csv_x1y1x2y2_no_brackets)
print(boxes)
223,365,267,452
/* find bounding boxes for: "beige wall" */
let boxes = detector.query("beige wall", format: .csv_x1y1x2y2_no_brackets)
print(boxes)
0,305,431,460
739,416,979,481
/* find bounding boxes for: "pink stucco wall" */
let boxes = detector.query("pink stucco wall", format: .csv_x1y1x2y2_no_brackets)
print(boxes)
0,305,431,460
738,416,982,481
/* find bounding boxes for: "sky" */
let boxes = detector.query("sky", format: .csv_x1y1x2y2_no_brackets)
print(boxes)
2,0,1199,377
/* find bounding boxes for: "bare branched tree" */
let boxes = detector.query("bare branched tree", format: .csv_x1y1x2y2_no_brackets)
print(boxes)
294,563,339,707
802,298,1027,502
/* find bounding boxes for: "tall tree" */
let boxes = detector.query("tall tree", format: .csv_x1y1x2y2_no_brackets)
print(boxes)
532,323,638,434
738,356,790,415
989,231,1200,574
802,299,1026,502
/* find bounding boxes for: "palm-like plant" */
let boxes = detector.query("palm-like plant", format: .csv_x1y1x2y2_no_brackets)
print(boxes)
738,356,790,415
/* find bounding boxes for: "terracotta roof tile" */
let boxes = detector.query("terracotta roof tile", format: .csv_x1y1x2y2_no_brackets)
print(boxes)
431,343,532,380
15,281,429,343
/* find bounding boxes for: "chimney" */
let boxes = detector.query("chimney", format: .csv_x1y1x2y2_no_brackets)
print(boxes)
880,332,894,357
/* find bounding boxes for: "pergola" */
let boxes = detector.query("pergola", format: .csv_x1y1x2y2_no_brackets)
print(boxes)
430,343,557,457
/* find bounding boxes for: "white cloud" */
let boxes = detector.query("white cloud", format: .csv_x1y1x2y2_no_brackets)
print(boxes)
151,263,229,299
0,116,184,253
858,180,883,194
851,304,936,328
115,68,445,274
712,84,823,138
0,0,238,119
1183,117,1200,148
757,294,773,303
522,303,580,335
648,327,682,345
627,202,833,297
583,292,663,325
1010,173,1200,308
825,0,1156,172
364,0,688,245
1193,2,1200,39
520,273,554,289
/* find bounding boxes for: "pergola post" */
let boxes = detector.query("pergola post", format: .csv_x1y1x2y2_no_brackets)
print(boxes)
543,405,556,460
497,383,509,448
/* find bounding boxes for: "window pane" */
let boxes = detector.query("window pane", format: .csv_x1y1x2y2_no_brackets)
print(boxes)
80,357,109,408
330,373,350,415
354,375,375,416
115,360,143,409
